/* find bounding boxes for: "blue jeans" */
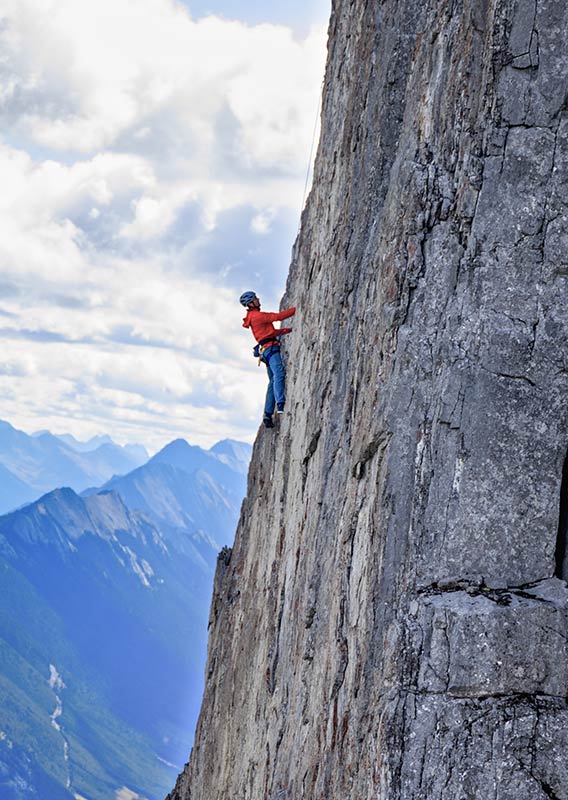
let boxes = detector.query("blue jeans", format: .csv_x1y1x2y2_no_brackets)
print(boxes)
263,346,285,415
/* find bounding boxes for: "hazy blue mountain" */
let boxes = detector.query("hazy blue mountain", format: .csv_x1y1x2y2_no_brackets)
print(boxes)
0,420,149,513
54,432,148,463
0,436,252,800
88,438,252,548
0,464,37,513
0,488,215,800
51,432,113,451
209,438,253,475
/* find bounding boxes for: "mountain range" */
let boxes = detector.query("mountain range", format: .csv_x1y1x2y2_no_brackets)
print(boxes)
0,420,149,514
88,439,246,546
0,429,252,800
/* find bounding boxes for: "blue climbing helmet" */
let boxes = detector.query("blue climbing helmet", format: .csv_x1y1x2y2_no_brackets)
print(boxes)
239,291,257,308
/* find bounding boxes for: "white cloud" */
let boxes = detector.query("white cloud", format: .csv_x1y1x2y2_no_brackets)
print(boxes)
0,143,155,283
115,788,145,800
1,0,325,172
250,207,276,235
0,243,274,449
0,0,327,235
0,0,326,448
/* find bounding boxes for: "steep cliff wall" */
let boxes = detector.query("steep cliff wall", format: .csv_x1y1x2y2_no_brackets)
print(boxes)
167,0,568,797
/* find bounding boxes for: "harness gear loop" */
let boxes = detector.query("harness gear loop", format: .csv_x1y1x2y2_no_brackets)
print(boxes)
256,336,280,366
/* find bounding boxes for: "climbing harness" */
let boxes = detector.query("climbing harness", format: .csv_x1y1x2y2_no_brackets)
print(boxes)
252,336,280,367
254,336,281,366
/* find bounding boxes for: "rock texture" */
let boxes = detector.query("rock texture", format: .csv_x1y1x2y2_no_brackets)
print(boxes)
167,0,568,797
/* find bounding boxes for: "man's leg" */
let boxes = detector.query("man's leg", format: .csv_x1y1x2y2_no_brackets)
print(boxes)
269,349,286,408
264,360,276,416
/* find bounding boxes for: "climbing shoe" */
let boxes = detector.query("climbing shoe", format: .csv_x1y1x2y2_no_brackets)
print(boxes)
276,403,285,414
263,414,274,428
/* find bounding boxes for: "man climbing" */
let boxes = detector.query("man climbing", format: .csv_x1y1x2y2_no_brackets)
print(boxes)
240,291,296,428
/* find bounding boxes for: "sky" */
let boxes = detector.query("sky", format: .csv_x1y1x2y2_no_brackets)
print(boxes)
0,0,330,452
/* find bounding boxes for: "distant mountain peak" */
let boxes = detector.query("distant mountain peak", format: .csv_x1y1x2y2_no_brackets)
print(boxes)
210,438,247,451
0,419,17,431
209,439,252,474
158,438,192,453
150,439,203,469
57,432,114,452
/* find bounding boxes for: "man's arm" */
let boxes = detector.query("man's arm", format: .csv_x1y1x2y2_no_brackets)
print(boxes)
257,307,296,323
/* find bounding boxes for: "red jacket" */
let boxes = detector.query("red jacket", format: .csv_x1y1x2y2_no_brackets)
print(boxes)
242,307,296,344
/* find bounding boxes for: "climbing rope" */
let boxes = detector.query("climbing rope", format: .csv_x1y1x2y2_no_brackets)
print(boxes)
298,78,324,230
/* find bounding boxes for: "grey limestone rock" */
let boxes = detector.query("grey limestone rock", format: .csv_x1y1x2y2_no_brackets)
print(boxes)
166,0,568,797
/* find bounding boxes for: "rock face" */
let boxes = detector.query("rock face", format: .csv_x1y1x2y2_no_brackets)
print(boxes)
167,0,568,797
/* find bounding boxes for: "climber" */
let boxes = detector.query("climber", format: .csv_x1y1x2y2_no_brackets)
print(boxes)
240,291,296,429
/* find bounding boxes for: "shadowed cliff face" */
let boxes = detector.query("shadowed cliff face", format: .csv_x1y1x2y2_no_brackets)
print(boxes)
167,0,568,797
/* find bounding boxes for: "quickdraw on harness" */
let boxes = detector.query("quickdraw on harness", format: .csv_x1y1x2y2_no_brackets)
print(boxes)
253,336,280,366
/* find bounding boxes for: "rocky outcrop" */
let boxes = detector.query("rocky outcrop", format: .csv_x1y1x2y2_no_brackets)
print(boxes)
167,0,568,797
